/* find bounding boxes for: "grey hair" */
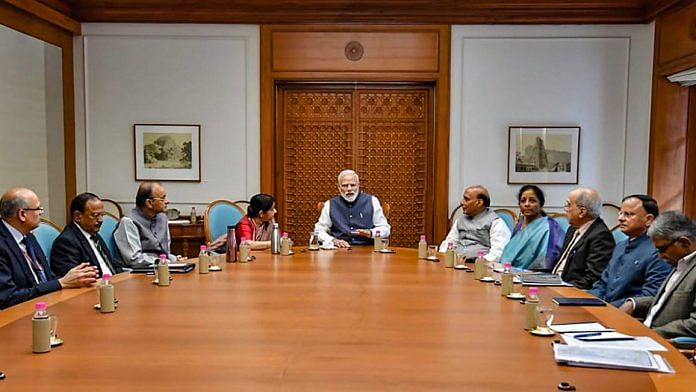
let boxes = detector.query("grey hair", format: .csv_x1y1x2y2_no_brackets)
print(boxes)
0,192,30,218
648,210,696,240
337,170,359,184
574,188,602,218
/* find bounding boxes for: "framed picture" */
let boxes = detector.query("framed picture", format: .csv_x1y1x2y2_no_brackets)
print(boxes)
134,124,201,182
507,126,580,184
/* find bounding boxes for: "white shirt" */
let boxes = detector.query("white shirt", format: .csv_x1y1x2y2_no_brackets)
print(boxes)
553,218,596,275
74,222,113,275
314,194,391,246
439,215,511,262
643,250,696,327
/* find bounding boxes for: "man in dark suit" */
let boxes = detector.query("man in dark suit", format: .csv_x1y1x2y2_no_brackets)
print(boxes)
552,187,615,289
51,192,122,278
0,188,97,309
620,211,696,338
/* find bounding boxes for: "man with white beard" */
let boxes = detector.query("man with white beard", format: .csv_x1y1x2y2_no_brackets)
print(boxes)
314,170,391,248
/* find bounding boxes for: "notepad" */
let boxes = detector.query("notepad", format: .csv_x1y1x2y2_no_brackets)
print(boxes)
553,297,606,306
552,343,674,373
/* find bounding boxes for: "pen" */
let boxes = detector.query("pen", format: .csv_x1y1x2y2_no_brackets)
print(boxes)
573,332,602,339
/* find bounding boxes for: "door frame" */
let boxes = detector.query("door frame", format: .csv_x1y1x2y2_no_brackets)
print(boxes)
260,25,451,242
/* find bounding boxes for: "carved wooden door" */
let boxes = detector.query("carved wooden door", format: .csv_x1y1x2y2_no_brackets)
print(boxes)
277,84,433,248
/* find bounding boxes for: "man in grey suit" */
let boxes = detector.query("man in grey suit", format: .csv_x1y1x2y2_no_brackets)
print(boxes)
620,211,696,338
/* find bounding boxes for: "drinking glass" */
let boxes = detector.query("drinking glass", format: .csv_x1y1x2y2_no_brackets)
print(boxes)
535,306,555,332
381,237,389,251
427,245,438,259
49,314,58,341
455,253,466,267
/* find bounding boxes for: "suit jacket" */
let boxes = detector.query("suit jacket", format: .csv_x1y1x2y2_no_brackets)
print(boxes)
51,222,122,278
634,256,696,339
558,218,615,289
0,220,62,309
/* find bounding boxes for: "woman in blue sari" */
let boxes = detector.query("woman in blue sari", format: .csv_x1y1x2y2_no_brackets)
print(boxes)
501,185,565,270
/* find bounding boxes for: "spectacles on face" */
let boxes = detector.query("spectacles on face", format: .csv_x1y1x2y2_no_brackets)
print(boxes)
149,195,167,201
23,206,44,215
655,239,678,254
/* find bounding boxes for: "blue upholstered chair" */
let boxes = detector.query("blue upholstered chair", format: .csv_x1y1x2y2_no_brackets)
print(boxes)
611,226,629,244
549,213,570,233
494,208,517,231
98,212,120,259
204,199,245,243
33,218,62,266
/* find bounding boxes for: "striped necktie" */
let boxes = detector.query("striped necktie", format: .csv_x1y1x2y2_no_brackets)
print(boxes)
91,234,115,275
21,237,47,283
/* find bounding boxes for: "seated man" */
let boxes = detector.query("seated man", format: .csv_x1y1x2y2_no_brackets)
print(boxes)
620,211,696,338
314,170,390,248
588,195,671,307
440,185,511,261
51,192,123,278
114,181,178,268
551,187,615,289
0,188,97,309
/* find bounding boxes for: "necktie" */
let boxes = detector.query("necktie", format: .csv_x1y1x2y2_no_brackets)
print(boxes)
552,230,581,275
91,234,115,274
21,237,47,283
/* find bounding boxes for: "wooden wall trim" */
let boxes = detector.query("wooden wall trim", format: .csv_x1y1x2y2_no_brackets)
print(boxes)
4,0,80,34
1,1,77,220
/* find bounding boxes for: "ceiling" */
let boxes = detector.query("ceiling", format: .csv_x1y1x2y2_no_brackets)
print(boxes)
35,0,687,25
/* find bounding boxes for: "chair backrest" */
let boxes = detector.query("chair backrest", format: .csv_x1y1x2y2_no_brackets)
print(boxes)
317,201,391,218
233,200,250,214
602,202,621,231
548,213,570,233
493,208,517,231
204,199,245,243
611,226,628,244
448,205,463,228
101,198,124,219
33,218,62,265
99,212,120,259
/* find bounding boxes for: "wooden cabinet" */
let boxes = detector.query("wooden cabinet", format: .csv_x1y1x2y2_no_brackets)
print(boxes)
169,221,205,258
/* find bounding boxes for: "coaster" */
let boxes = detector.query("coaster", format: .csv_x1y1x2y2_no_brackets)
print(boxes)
506,293,526,300
530,328,556,337
379,249,396,254
281,251,295,256
50,337,64,347
454,264,470,271
93,303,119,310
209,266,222,271
479,277,495,282
425,256,439,262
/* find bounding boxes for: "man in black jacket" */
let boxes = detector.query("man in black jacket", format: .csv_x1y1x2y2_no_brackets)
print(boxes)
51,192,122,278
552,187,615,289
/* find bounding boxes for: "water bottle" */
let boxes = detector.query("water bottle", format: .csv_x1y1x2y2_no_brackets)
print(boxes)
226,226,237,262
190,206,197,224
271,223,280,254
374,230,382,251
239,237,251,262
474,250,486,279
281,232,292,255
418,235,427,259
99,273,116,313
32,302,51,353
199,245,209,274
501,262,513,296
157,254,170,287
525,287,540,330
309,231,320,251
445,242,455,268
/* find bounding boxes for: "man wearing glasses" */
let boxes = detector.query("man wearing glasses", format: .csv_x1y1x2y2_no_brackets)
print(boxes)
50,192,123,278
114,181,177,267
0,188,98,309
314,170,391,248
551,187,615,289
620,211,696,338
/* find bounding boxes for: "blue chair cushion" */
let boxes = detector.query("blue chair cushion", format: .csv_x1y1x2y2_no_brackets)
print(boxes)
33,223,61,266
495,212,514,231
99,214,119,260
554,216,570,233
208,203,244,241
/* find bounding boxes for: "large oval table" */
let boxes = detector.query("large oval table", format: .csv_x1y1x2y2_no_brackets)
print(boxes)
0,247,694,390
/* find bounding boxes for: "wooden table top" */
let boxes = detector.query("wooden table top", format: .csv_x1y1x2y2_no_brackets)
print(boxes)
0,247,694,391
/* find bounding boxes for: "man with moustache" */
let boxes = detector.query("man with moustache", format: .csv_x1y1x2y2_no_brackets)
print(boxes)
51,192,123,278
314,170,391,248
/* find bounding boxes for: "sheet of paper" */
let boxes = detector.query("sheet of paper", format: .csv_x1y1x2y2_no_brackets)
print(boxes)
550,322,613,333
562,333,667,351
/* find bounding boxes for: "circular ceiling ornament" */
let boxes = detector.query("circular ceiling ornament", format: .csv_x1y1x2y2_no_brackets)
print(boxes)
345,41,364,61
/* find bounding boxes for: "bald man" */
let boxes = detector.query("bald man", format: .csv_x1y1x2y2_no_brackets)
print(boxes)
0,188,97,309
440,185,511,261
551,187,615,289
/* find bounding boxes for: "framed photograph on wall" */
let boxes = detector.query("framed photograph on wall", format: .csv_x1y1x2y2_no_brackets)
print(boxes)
507,126,580,184
134,124,201,182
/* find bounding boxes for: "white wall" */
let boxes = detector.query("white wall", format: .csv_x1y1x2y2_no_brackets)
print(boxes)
74,24,260,213
0,25,65,225
450,25,654,213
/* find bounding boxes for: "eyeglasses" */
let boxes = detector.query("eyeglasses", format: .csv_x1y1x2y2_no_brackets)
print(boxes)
564,201,585,210
149,196,167,201
23,206,44,214
655,239,678,253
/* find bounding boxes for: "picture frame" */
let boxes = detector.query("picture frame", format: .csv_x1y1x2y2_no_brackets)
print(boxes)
507,126,580,184
134,124,201,182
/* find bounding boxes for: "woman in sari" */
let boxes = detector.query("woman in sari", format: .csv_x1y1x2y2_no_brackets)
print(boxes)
500,185,565,270
208,193,277,250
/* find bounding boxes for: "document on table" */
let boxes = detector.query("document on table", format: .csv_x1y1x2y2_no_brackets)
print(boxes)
562,332,667,351
550,322,614,333
553,343,674,373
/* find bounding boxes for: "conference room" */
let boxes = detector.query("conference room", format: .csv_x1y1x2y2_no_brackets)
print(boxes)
1,0,696,390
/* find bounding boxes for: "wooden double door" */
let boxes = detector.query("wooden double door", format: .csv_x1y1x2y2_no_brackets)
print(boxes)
275,83,435,248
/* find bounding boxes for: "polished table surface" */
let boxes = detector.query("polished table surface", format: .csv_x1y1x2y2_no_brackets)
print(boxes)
0,247,694,390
